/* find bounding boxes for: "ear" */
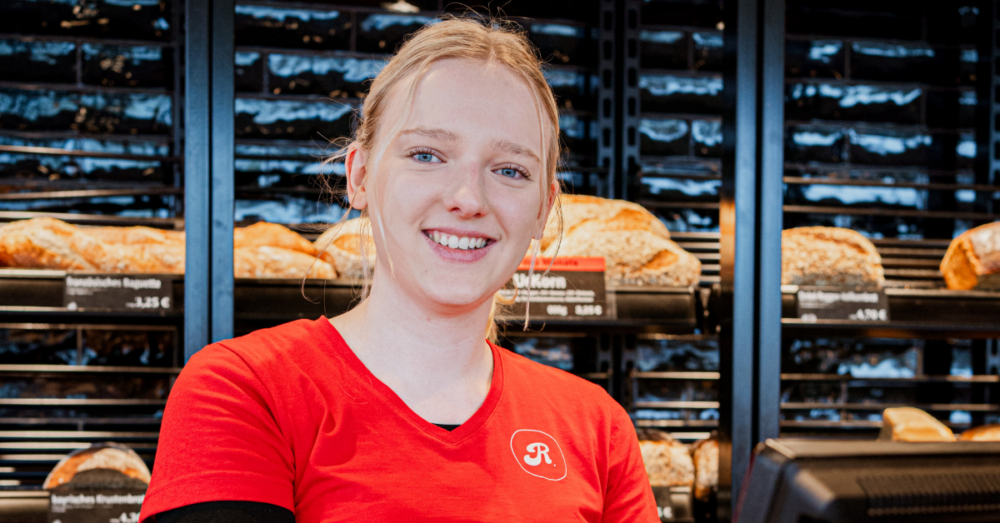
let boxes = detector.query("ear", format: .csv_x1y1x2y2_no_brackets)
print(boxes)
533,181,559,240
345,144,369,210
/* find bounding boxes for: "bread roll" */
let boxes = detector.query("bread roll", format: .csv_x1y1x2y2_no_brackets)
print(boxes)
234,245,337,279
639,437,695,488
782,227,884,288
958,424,1000,441
314,217,376,280
43,443,150,489
940,222,1000,290
541,194,670,252
692,437,718,502
545,207,701,287
878,407,955,442
234,222,317,256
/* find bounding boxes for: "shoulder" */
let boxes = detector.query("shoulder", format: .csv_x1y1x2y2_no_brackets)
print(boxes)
188,318,327,375
497,345,627,420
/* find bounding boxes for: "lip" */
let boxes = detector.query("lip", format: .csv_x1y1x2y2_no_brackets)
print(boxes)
422,227,497,263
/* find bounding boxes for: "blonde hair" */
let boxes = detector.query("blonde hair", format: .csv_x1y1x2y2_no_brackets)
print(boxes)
322,15,563,342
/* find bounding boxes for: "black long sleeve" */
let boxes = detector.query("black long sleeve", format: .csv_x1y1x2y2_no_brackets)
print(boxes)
154,501,295,523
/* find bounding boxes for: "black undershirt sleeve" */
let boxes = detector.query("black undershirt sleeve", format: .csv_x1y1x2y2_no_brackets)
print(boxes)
154,501,295,523
155,425,459,522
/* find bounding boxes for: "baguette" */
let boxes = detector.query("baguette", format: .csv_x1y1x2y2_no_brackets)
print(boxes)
782,226,884,288
940,221,1000,290
234,222,317,256
234,245,337,279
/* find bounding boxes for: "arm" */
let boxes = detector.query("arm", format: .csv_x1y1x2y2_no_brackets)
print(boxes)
601,407,660,523
139,344,296,523
155,501,295,523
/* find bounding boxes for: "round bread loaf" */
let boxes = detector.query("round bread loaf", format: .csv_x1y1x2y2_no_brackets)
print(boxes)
43,443,151,490
781,226,884,288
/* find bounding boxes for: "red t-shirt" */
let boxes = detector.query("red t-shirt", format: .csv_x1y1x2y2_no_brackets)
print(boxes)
140,318,657,522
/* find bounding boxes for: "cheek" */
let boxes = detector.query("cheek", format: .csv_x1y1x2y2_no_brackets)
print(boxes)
493,190,544,244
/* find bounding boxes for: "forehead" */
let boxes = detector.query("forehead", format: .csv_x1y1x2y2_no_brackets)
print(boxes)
386,58,545,153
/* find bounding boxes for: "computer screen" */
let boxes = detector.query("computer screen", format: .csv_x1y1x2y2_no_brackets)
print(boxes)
737,439,1000,523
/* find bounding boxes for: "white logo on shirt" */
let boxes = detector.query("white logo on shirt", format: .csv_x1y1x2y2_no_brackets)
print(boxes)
510,429,567,481
523,442,552,466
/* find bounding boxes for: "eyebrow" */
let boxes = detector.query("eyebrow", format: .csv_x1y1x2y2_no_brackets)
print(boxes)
398,127,460,142
491,138,541,163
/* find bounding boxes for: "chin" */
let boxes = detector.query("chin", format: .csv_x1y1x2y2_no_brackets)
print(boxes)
418,280,498,311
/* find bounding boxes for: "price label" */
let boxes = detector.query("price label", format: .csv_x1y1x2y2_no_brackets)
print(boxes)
496,257,615,322
63,275,174,313
48,489,144,523
796,287,890,323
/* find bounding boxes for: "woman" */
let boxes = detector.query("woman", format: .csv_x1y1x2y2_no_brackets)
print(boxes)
141,17,657,523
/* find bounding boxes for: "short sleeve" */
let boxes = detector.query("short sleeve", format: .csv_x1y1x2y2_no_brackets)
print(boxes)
139,344,295,523
601,407,659,523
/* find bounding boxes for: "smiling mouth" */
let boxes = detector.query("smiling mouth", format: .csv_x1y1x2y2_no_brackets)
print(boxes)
424,231,493,250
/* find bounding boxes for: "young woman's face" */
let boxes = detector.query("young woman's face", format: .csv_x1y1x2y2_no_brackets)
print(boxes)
354,58,552,313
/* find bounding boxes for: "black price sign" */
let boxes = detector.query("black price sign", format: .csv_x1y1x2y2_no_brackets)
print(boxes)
49,490,144,523
497,257,615,321
796,287,890,323
64,275,174,312
651,486,694,522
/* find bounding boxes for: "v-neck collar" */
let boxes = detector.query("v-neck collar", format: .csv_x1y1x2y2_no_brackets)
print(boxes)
315,317,505,445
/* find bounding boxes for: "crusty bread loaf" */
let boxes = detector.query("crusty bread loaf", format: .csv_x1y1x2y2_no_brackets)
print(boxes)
0,218,183,273
639,437,695,488
692,437,718,502
314,217,376,280
541,194,670,252
85,226,184,246
941,222,1000,290
782,227,884,288
958,424,1000,441
234,245,337,279
879,407,955,442
544,206,701,287
43,444,151,489
234,222,317,256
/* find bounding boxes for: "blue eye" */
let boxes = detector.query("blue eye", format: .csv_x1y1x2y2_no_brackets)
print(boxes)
499,167,521,178
415,153,437,163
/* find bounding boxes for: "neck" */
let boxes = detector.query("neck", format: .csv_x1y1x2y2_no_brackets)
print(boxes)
330,273,495,425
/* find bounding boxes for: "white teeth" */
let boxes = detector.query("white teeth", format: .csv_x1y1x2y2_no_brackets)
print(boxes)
428,232,489,250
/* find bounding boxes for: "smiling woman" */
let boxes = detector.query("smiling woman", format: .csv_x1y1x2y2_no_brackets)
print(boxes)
140,17,657,523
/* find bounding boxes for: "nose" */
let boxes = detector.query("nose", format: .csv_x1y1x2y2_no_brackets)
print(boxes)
442,161,488,218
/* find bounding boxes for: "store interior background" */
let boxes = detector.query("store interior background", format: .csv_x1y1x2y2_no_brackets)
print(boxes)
0,0,998,521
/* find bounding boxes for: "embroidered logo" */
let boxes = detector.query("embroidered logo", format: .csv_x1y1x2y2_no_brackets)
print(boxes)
510,429,567,481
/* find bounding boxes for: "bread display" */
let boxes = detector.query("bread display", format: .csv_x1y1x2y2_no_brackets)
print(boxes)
638,432,695,488
692,437,718,502
234,245,337,279
878,407,955,442
958,424,1000,441
43,443,151,489
541,195,701,287
314,217,376,280
940,221,1000,290
0,217,337,278
782,226,885,288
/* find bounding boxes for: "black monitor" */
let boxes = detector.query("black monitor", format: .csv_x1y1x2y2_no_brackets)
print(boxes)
736,439,1000,523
